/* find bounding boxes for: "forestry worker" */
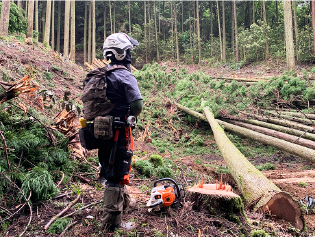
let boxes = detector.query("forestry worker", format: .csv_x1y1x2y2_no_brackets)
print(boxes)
99,32,143,232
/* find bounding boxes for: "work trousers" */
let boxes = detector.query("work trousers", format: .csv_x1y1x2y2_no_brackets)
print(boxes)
101,183,130,230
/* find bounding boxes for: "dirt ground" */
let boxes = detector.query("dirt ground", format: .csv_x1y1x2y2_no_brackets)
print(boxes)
0,38,315,237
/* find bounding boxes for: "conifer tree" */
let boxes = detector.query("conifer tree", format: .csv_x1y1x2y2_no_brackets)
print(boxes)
26,0,34,38
70,1,75,62
64,0,70,59
0,1,10,37
43,0,51,47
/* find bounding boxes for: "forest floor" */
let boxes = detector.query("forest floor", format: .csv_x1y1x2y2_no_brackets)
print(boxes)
0,37,315,237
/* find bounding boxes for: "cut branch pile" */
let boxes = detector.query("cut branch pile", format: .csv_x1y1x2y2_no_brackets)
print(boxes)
0,75,38,103
84,58,138,72
175,102,315,163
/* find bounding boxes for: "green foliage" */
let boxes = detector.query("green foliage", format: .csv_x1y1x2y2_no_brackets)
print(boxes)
133,157,173,179
256,163,276,171
21,166,59,201
44,72,53,80
250,230,268,237
149,155,163,168
298,181,307,188
0,2,27,34
47,218,71,234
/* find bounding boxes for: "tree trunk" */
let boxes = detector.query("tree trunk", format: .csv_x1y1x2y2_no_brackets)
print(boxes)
43,0,51,47
174,2,179,65
181,0,183,34
268,111,315,120
236,118,315,141
175,102,315,163
203,107,304,229
27,0,34,38
92,0,96,61
104,2,106,39
51,0,54,50
222,119,315,149
56,0,60,53
234,0,239,62
64,0,70,59
244,112,315,133
253,0,255,24
88,2,92,64
128,0,131,34
154,1,159,62
17,0,22,8
70,0,75,62
265,111,314,126
222,0,226,61
276,1,279,26
216,1,222,61
292,1,299,61
283,1,295,71
113,1,115,33
231,2,234,58
144,0,147,63
210,2,213,57
196,0,201,64
262,0,269,60
109,0,112,34
35,0,38,42
0,1,10,37
311,0,315,54
84,2,87,63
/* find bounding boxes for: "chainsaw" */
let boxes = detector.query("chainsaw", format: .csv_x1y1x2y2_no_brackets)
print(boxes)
146,178,185,209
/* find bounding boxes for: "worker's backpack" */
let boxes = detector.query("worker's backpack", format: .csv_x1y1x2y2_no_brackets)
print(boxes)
81,65,127,121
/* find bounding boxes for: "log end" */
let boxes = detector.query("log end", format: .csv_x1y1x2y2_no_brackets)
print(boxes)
258,192,304,230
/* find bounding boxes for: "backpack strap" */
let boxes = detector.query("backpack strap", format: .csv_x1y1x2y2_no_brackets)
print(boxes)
106,65,128,72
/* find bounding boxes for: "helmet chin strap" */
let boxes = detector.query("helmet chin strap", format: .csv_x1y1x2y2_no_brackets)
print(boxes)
107,49,132,71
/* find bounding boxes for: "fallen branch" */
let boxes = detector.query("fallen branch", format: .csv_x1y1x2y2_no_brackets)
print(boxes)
56,171,65,188
59,220,78,237
203,106,304,229
175,102,315,162
0,131,10,172
44,194,81,231
75,174,92,184
19,192,33,237
61,200,101,219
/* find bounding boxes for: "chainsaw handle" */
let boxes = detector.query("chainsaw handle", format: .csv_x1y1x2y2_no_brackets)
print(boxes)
148,200,163,208
153,178,181,200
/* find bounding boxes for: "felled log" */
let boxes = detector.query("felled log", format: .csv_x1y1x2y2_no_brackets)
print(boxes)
210,76,268,82
243,112,315,133
237,118,315,141
222,119,315,149
175,103,315,162
265,111,315,125
267,110,315,120
203,106,304,229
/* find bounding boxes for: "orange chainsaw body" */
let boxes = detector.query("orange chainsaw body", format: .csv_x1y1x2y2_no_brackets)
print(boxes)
156,185,176,207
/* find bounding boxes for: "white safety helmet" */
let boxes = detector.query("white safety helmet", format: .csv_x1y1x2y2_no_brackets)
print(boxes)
103,33,139,61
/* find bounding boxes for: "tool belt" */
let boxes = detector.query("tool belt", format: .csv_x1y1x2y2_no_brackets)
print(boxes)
94,116,114,140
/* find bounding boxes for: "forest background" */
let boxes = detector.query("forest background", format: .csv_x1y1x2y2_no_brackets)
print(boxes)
0,0,314,69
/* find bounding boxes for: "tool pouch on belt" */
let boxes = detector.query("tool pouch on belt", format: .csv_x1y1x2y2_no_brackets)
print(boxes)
94,116,113,140
79,123,98,150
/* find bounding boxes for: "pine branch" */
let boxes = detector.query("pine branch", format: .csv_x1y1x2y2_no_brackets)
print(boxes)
0,131,10,172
